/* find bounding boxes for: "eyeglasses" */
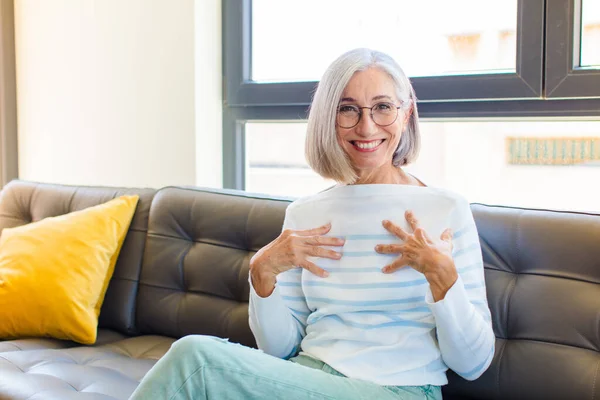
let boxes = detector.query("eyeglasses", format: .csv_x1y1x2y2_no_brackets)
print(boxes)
336,102,402,129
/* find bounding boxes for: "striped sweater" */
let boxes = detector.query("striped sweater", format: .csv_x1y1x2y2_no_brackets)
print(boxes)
249,184,495,386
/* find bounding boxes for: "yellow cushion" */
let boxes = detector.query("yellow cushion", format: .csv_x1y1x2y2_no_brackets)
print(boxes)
0,195,139,344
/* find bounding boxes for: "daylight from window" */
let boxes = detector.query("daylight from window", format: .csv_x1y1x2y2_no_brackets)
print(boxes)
252,0,517,81
581,0,600,67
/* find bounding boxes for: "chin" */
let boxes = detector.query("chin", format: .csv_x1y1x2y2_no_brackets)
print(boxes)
352,160,388,172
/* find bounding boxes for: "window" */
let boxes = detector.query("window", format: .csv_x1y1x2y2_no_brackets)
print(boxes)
223,0,600,212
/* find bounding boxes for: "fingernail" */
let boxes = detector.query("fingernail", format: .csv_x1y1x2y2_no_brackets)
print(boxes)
336,252,342,259
375,245,381,252
322,271,330,277
382,220,389,225
382,266,389,273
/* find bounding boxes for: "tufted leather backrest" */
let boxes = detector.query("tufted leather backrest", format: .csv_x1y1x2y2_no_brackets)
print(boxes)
0,180,156,335
135,187,290,347
443,204,600,400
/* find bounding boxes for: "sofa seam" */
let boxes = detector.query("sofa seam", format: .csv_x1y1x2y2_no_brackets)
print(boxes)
137,280,246,304
478,267,600,286
514,210,524,274
27,185,34,221
244,203,253,258
592,358,599,400
0,354,25,372
495,338,507,398
146,231,260,252
503,275,517,341
66,187,78,213
478,236,512,274
503,337,598,353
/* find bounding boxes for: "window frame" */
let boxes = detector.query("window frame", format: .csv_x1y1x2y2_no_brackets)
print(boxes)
224,0,546,106
545,0,600,98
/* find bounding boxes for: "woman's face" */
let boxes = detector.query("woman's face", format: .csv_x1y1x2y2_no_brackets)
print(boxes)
336,67,408,173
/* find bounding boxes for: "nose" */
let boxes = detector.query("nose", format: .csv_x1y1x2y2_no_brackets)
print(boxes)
355,111,377,137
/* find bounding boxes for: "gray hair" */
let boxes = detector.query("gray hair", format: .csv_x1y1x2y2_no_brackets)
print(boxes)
305,48,421,184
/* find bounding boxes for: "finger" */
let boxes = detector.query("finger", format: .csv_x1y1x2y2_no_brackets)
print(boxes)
304,235,345,247
298,261,329,278
307,246,343,260
440,228,453,243
382,257,409,274
295,223,331,237
414,228,432,244
382,220,408,240
374,244,404,254
405,211,419,232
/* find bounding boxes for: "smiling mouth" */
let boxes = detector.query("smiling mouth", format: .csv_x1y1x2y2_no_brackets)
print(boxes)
350,139,385,152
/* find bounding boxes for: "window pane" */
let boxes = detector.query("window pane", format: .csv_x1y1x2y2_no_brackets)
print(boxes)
252,0,517,82
245,122,335,197
581,0,600,68
245,120,600,213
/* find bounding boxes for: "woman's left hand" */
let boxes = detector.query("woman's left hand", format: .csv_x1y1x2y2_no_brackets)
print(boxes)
375,210,459,301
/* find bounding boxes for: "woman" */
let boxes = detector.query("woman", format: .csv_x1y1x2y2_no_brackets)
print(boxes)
130,48,495,400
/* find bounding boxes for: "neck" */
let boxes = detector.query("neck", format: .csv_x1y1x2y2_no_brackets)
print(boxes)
353,165,413,185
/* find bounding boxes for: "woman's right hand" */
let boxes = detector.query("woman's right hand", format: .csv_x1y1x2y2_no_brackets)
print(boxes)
249,223,344,297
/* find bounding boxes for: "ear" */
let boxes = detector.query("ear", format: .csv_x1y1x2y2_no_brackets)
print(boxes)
403,101,414,125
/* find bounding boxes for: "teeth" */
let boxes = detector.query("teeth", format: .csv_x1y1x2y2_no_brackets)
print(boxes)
354,140,382,149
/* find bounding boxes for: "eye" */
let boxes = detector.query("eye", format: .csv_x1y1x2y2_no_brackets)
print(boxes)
338,105,359,114
374,102,394,111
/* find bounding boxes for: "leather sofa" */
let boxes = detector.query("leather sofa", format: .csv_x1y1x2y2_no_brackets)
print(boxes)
0,180,598,400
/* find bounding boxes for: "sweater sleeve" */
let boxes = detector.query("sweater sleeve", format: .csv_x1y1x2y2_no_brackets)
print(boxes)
425,197,496,381
248,206,310,359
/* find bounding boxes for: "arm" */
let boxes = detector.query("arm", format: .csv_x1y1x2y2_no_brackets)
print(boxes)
248,209,310,359
426,199,495,380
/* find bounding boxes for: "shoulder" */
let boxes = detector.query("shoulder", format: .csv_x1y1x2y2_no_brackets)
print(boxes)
416,186,474,228
428,186,471,210
283,185,339,221
286,185,340,212
427,187,476,229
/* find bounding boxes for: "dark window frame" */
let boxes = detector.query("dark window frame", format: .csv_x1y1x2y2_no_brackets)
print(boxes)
545,0,600,98
224,0,546,106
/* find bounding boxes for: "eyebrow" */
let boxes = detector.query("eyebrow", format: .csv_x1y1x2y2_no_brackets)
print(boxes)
340,95,394,103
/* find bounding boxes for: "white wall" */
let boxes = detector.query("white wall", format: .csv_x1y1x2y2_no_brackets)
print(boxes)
194,0,222,188
14,0,221,189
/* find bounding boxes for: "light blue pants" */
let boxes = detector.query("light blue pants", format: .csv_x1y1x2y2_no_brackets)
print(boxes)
129,335,442,400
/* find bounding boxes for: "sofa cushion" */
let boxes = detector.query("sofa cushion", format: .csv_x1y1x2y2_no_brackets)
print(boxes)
136,187,290,347
0,334,175,400
0,181,157,335
0,329,128,353
443,204,600,400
